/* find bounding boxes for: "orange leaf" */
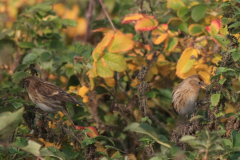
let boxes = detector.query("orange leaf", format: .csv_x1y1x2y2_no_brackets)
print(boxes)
152,24,168,45
75,126,99,137
135,17,158,31
108,32,135,53
104,78,116,87
176,47,198,75
122,13,145,24
92,33,114,61
206,19,221,35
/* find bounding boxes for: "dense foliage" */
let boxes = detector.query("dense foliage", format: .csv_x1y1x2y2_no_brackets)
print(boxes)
1,0,240,159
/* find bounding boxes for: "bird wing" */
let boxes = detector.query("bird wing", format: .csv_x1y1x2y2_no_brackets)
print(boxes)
37,80,83,106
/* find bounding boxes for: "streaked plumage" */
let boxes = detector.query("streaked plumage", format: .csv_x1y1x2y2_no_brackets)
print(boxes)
24,76,83,128
172,75,207,116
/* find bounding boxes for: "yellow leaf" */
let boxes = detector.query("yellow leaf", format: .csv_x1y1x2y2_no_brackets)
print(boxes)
108,32,135,53
122,13,145,24
194,63,209,72
133,109,143,122
82,95,89,103
167,0,185,10
38,138,61,149
92,33,115,61
152,24,168,45
53,3,66,17
176,47,198,75
178,67,197,79
104,78,116,87
198,71,211,85
89,77,95,90
69,86,78,92
128,153,137,160
78,86,89,97
211,54,222,64
135,17,158,31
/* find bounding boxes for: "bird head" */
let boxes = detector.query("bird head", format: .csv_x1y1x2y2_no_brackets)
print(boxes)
187,75,208,90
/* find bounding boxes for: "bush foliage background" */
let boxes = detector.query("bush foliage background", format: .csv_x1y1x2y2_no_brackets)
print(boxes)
1,0,240,159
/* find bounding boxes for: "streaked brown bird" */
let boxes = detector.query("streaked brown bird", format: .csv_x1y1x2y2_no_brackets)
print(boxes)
172,75,207,116
24,76,83,129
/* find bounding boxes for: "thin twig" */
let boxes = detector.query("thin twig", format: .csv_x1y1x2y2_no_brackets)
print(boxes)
157,9,171,19
146,0,154,15
110,138,128,153
98,0,116,31
84,0,93,43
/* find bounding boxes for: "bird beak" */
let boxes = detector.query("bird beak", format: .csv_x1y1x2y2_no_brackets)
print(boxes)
200,82,208,89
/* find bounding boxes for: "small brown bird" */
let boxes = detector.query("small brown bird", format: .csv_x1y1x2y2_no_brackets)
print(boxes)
172,75,207,116
24,76,83,129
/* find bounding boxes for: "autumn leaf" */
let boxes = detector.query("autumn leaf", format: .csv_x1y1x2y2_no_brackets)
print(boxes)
108,32,134,53
122,13,145,24
135,17,158,31
206,19,221,35
176,47,198,75
92,32,114,61
152,24,168,45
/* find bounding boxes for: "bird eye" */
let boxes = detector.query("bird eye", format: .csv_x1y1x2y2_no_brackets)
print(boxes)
198,82,201,84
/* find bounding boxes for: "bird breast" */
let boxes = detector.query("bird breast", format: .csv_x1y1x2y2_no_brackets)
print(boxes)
36,103,56,113
179,94,197,115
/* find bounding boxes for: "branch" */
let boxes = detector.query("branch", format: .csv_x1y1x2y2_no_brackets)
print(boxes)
157,9,171,19
84,0,93,43
98,0,116,31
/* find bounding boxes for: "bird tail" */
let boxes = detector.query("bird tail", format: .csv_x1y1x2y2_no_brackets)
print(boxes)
62,109,76,129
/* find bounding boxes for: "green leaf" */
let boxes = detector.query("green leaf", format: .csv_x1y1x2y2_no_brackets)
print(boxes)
105,145,125,153
232,51,240,61
12,71,31,84
141,116,152,125
81,137,97,148
221,18,230,25
96,60,114,78
14,64,29,72
0,108,24,139
232,130,240,148
22,52,41,64
223,139,233,148
111,151,122,159
211,94,220,106
219,78,226,85
40,52,52,62
93,135,115,146
165,37,178,51
213,35,230,49
177,7,188,18
12,102,23,109
18,42,35,48
189,24,204,36
124,122,171,148
191,5,207,22
102,52,127,72
229,22,240,28
178,22,188,33
180,135,196,142
41,146,66,160
12,137,28,148
66,68,75,77
61,19,78,27
12,140,42,157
